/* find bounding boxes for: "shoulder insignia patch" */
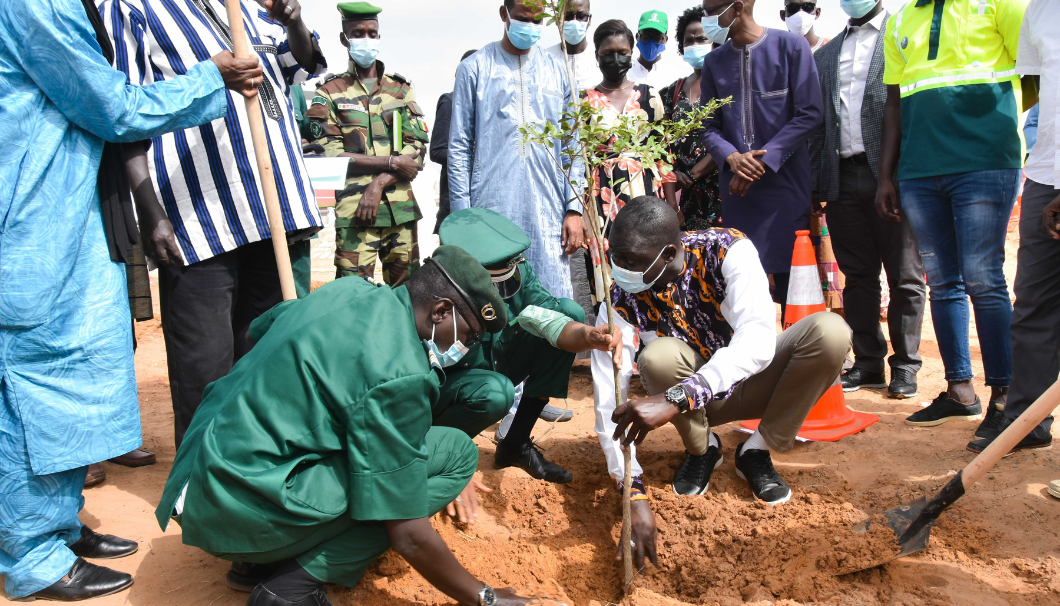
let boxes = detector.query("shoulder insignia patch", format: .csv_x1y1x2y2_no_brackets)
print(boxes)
310,96,328,107
390,72,409,85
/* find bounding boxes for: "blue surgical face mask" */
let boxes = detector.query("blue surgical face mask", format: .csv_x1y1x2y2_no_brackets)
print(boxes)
347,37,380,68
839,0,880,19
424,306,469,368
683,44,711,69
610,247,669,294
703,3,736,45
636,38,666,63
506,18,544,50
563,20,589,45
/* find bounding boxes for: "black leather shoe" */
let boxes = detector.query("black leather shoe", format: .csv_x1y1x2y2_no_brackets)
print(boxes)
888,368,918,399
967,417,1052,455
227,562,277,593
672,434,723,495
23,558,132,601
70,526,138,560
247,585,332,606
495,440,572,484
841,368,887,393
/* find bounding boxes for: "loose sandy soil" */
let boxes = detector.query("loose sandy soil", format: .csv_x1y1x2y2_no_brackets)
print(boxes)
3,232,1059,606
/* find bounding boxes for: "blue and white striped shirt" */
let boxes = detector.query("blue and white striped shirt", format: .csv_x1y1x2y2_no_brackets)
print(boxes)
98,0,326,264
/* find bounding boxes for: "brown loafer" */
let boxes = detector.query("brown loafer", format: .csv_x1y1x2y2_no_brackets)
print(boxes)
84,463,106,487
108,448,156,468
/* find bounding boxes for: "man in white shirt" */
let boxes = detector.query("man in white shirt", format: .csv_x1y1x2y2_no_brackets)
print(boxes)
968,0,1057,455
809,0,926,401
592,197,850,568
628,9,690,89
544,0,601,92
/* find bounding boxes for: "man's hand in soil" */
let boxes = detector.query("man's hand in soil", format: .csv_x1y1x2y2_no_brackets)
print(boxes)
390,154,423,182
616,500,659,569
611,395,679,447
561,211,588,254
445,474,492,525
210,51,263,99
1042,194,1060,239
726,150,767,182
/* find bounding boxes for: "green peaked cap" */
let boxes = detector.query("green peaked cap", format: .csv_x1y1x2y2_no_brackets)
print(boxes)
427,245,508,334
337,2,381,20
438,208,531,271
638,10,668,34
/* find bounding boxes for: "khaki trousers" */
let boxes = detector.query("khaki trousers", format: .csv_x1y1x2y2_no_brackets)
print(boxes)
637,312,851,454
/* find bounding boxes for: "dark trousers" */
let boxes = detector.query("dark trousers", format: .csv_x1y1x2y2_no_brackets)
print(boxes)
1007,179,1060,438
827,160,926,374
160,239,311,447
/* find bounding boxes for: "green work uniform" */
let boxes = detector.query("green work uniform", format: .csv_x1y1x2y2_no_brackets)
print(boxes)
432,262,585,438
154,278,477,587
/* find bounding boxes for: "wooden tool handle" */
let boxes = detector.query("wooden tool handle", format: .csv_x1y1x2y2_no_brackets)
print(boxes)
963,380,1060,489
225,1,297,301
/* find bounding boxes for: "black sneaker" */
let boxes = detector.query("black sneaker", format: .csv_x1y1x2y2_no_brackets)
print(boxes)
967,417,1052,455
672,434,723,495
905,393,982,427
841,368,887,392
974,400,1006,440
734,443,792,505
495,440,573,484
888,368,919,399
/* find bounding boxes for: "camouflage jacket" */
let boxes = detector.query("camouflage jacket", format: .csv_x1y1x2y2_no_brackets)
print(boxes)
307,60,428,228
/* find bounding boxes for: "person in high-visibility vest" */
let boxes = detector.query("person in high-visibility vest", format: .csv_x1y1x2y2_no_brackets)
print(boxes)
875,0,1034,433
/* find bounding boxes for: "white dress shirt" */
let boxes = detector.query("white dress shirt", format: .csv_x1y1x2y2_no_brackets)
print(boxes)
628,53,692,90
838,11,886,158
544,43,603,93
591,239,777,482
1017,0,1058,186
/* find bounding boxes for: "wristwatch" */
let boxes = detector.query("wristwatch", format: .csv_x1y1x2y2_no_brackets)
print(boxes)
665,385,692,413
478,584,497,606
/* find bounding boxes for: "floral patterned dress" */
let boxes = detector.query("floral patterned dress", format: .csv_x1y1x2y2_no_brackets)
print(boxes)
659,78,723,230
582,84,676,301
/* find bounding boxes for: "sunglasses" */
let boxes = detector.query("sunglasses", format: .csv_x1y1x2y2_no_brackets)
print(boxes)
785,2,817,14
564,11,591,22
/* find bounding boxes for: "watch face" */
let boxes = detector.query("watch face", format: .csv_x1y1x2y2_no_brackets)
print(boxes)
666,386,685,402
481,586,497,605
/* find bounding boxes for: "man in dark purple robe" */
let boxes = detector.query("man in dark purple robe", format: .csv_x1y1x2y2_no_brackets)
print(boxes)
699,0,824,312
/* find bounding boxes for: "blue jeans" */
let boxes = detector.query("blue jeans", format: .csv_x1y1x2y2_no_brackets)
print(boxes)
899,169,1018,387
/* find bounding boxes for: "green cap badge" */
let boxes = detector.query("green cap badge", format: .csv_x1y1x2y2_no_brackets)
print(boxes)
638,10,668,34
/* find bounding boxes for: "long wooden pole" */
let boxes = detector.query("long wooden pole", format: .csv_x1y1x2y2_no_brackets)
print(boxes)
224,1,297,301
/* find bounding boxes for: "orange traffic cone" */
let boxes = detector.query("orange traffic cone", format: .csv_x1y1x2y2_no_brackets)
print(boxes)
740,231,879,441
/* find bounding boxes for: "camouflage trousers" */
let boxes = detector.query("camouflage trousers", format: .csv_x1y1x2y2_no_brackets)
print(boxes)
335,222,419,285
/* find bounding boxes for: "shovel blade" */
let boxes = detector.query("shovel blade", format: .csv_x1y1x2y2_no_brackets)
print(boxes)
836,497,935,575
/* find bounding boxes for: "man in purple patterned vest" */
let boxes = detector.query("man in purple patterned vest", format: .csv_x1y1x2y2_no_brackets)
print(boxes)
591,196,850,569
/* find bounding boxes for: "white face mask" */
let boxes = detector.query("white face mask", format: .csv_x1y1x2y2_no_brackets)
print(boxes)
784,11,816,36
610,247,669,294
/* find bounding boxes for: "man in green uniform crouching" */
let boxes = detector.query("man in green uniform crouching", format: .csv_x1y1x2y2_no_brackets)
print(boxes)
437,208,623,486
154,246,561,606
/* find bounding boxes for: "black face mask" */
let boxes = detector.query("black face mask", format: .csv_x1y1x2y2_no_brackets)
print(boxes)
598,52,633,82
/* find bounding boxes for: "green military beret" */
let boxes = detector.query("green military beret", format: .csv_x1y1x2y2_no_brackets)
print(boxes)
638,10,668,34
428,245,508,334
337,1,381,20
438,208,531,271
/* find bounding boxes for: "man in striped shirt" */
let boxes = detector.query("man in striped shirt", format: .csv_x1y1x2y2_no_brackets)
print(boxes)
99,0,327,448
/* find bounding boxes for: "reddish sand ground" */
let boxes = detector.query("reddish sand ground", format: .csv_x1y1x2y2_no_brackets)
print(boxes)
3,232,1059,606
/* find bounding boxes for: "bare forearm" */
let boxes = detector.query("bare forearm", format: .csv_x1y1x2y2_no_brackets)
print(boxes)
341,153,392,175
286,19,317,72
386,519,482,606
123,143,167,222
555,322,592,354
878,85,902,181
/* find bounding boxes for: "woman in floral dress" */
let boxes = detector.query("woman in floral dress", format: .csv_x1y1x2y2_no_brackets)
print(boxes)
582,19,676,301
659,6,722,231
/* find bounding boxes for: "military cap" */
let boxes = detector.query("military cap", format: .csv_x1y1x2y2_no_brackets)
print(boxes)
438,208,530,271
337,2,381,20
427,245,508,334
638,10,668,34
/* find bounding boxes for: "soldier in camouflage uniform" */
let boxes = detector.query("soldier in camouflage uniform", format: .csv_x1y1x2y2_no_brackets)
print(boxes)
307,2,429,285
